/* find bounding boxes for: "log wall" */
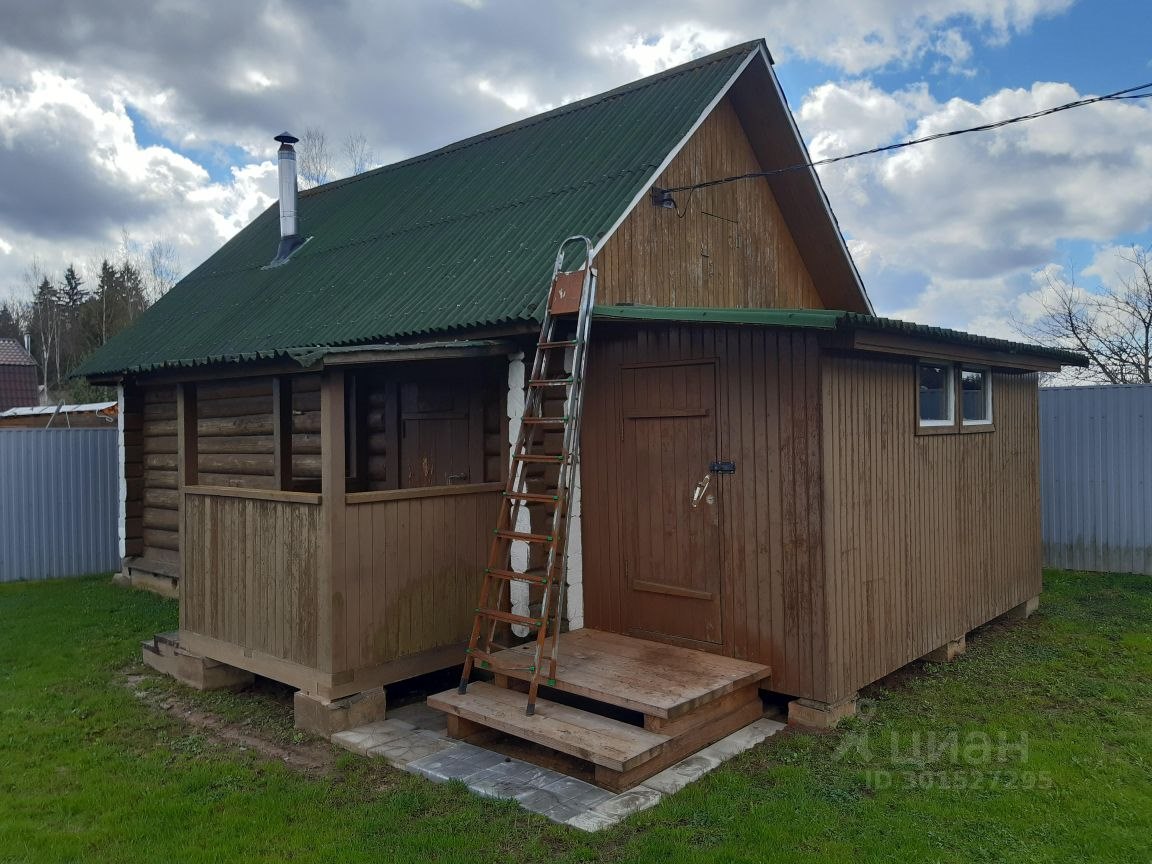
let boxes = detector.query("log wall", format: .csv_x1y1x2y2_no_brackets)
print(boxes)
141,385,179,566
121,383,144,560
195,377,276,488
596,96,823,310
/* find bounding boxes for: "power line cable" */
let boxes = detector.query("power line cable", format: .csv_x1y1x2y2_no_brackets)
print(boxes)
657,81,1152,196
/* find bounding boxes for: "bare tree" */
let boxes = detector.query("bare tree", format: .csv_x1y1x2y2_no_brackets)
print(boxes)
1018,246,1152,384
297,126,333,188
145,238,181,301
342,132,376,176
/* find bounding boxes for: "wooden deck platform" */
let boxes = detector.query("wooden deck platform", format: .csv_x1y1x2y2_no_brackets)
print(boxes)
428,629,771,791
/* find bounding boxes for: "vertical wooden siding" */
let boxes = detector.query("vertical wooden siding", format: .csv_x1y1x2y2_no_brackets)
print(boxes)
181,493,321,668
337,489,501,673
141,385,179,564
581,323,827,698
820,355,1042,703
596,97,823,310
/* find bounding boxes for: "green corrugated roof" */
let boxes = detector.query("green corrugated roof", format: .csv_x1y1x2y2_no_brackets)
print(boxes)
77,42,761,377
593,305,1088,365
594,305,843,329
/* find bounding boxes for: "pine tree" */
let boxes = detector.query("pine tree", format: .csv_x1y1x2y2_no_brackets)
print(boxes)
0,302,21,340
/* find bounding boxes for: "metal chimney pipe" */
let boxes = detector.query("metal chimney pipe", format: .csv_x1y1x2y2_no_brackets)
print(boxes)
275,132,299,239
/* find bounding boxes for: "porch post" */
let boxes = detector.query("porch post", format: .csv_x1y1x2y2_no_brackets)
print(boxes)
175,382,197,628
319,369,347,675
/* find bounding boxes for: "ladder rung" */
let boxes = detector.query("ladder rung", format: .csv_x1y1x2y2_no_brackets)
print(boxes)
521,416,568,426
537,340,578,349
528,377,573,387
465,648,537,673
504,491,559,503
486,567,549,585
475,607,544,628
514,453,565,463
495,529,553,543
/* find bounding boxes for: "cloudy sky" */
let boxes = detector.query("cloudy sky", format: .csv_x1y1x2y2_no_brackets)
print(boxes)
0,0,1149,337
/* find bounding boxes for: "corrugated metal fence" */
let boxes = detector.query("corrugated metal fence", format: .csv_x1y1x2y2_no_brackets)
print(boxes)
0,429,119,582
1039,384,1152,575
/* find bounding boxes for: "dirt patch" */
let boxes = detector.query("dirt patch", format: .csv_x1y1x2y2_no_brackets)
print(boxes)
122,673,336,777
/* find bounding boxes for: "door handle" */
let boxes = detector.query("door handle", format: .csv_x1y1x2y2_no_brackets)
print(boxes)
691,473,711,508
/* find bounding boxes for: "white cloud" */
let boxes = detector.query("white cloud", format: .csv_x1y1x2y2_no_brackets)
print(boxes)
596,23,735,78
800,79,1152,328
0,68,277,292
1082,244,1148,294
0,0,1120,336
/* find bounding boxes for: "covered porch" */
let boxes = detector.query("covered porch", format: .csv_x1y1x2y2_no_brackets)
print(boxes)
135,339,516,720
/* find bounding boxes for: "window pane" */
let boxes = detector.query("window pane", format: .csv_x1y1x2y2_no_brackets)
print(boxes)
961,368,989,423
919,363,952,423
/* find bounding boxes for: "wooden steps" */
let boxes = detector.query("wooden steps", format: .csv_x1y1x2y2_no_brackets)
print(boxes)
428,682,666,772
489,628,770,719
429,629,771,791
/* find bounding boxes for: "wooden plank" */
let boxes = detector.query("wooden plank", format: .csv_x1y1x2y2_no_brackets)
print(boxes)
594,690,764,792
184,485,321,505
491,629,769,719
345,481,503,504
428,682,668,772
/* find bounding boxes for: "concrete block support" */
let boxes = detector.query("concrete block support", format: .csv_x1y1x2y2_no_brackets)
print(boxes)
788,695,858,729
1001,595,1040,622
921,634,967,663
142,633,253,691
293,687,388,737
122,566,179,599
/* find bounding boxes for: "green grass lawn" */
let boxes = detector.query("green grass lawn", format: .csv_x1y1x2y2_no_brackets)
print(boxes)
1,571,1149,863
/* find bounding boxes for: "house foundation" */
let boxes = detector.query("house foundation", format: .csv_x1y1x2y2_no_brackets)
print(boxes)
1001,595,1040,622
119,562,179,599
141,632,254,691
921,634,967,663
787,694,858,729
293,687,388,737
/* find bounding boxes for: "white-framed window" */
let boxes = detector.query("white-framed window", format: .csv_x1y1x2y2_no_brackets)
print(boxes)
960,365,993,425
918,361,955,427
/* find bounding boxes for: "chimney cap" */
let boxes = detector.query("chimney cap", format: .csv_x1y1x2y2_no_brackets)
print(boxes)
274,132,299,145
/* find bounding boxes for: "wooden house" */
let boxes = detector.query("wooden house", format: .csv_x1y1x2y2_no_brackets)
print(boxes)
79,40,1083,789
0,338,39,412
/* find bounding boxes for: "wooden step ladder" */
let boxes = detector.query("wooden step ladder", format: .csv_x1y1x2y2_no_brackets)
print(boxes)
458,236,597,716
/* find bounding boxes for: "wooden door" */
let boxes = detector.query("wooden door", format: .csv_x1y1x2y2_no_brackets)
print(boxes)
619,360,723,645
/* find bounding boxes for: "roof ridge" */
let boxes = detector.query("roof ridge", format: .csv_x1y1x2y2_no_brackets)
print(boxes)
305,40,763,198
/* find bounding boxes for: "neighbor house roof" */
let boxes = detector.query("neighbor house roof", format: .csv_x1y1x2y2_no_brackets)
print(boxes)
0,338,39,410
0,401,117,418
593,305,1088,367
79,41,782,378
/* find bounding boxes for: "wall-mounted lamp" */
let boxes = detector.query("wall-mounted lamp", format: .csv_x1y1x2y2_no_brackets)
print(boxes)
650,187,677,209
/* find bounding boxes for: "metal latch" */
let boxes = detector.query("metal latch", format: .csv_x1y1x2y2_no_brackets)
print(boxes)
709,460,736,474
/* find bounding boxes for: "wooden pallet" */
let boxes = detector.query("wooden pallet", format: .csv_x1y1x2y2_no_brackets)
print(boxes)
429,629,771,791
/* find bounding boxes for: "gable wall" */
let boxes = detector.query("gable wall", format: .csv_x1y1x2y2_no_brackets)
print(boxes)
596,96,823,310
